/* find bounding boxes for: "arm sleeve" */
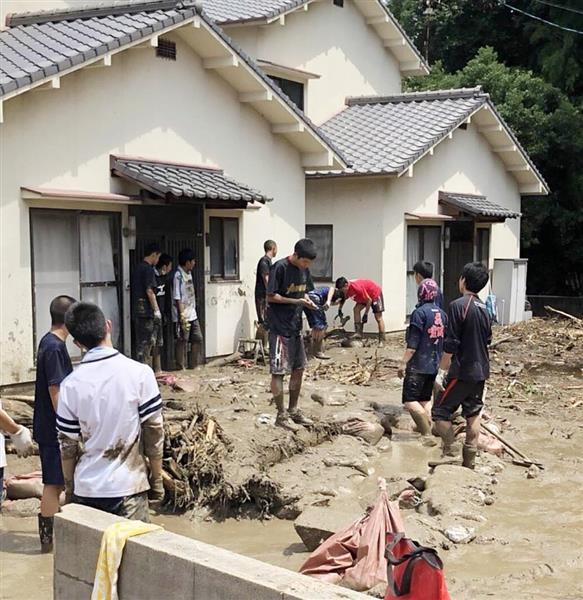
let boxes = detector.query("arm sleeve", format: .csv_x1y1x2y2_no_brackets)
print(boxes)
56,385,81,441
147,267,157,291
173,272,182,301
443,302,463,355
258,259,270,278
138,367,163,423
266,263,282,296
142,414,164,460
406,310,424,350
45,349,70,386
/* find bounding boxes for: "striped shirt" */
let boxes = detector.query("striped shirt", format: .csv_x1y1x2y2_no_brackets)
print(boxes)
57,346,162,498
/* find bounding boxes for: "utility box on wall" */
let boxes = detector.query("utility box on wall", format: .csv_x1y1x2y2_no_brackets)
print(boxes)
493,258,528,325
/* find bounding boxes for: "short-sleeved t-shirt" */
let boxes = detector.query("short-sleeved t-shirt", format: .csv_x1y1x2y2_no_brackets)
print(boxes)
172,267,197,323
406,302,448,375
56,346,163,498
33,332,73,445
444,294,492,382
154,269,170,317
267,257,314,337
132,261,156,319
309,287,330,306
255,256,272,298
347,279,382,304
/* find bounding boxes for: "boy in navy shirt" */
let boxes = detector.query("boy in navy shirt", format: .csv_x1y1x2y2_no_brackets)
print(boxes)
398,279,447,436
432,262,492,469
33,295,76,552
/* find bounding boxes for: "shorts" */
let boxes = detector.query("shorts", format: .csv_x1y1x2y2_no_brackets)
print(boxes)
174,319,203,344
269,333,307,375
432,379,485,422
152,318,164,348
39,443,65,486
356,293,385,314
402,371,436,403
135,318,155,362
73,491,150,522
305,307,327,330
255,296,268,326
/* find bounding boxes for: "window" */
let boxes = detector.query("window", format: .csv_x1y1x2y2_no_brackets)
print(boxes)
268,76,304,111
476,227,490,268
209,217,239,280
306,224,333,280
406,226,442,315
156,38,177,61
30,210,123,356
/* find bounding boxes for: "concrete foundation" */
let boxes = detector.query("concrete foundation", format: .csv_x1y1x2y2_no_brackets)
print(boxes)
54,505,369,599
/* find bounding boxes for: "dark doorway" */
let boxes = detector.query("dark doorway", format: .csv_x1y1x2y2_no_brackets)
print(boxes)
130,205,205,369
443,221,474,305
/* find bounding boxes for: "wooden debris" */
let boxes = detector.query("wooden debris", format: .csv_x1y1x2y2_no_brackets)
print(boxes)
205,352,242,369
481,422,543,469
544,305,583,325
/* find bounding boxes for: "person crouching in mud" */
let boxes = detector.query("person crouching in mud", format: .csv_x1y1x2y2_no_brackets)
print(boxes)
267,239,318,432
305,286,341,360
432,263,492,469
398,279,447,436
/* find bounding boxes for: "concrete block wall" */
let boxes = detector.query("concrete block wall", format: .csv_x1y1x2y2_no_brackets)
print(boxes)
54,505,370,600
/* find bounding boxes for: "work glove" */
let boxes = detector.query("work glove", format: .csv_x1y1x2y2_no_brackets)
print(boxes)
337,309,344,320
323,302,330,311
153,309,162,322
148,476,165,504
433,369,447,394
362,313,369,324
10,426,34,458
180,315,191,338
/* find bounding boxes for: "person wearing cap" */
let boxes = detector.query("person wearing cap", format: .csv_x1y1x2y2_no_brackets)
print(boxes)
398,279,447,436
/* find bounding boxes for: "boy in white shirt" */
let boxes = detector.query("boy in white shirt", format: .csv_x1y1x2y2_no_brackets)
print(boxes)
172,248,203,369
57,302,164,521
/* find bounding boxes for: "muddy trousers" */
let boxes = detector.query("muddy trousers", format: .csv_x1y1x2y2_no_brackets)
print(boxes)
175,319,203,369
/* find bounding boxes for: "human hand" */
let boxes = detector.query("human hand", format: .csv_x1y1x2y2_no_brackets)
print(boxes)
154,310,162,322
300,298,318,310
323,302,330,311
148,476,165,503
397,363,406,379
433,369,447,394
10,426,34,458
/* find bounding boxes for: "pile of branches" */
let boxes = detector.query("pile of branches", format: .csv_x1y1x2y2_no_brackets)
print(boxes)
162,405,232,510
309,353,399,385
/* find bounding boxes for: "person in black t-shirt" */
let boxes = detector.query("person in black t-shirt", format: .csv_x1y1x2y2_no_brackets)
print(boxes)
267,239,318,432
432,262,492,469
254,240,278,347
33,294,76,552
152,253,173,374
132,242,161,367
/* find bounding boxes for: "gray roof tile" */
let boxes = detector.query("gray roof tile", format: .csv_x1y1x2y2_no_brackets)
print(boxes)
201,0,309,24
440,192,520,219
314,88,488,176
110,155,270,203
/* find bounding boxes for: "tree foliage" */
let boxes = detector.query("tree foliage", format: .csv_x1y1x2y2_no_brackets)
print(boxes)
389,0,583,295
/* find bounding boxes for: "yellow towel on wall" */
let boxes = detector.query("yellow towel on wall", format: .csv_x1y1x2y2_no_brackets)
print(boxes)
91,521,162,600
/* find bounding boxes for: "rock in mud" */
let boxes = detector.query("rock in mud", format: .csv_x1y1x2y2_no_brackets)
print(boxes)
342,419,385,446
294,500,363,551
311,392,328,406
526,464,540,479
341,338,363,348
444,524,476,544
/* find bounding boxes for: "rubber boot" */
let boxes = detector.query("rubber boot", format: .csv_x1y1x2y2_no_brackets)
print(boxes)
189,342,203,369
441,427,457,457
152,351,162,375
175,340,186,370
38,514,54,554
378,331,386,348
410,411,432,436
462,443,477,470
353,322,364,339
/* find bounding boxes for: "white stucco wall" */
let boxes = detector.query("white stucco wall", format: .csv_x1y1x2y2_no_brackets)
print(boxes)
306,124,522,331
0,31,305,384
227,0,402,124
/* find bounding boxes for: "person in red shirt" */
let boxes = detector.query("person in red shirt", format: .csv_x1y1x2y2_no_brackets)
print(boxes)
335,277,386,345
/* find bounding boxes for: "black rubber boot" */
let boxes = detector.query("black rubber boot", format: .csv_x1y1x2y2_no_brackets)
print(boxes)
353,322,364,339
38,514,54,554
462,443,477,470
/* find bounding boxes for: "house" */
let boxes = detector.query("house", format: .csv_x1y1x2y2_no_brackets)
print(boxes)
0,0,346,385
0,0,547,385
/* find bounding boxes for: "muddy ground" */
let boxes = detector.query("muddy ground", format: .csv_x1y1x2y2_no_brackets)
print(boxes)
1,317,582,599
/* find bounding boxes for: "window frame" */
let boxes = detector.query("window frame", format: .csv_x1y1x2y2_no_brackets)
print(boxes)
475,226,491,268
208,216,240,282
305,224,333,281
267,75,305,111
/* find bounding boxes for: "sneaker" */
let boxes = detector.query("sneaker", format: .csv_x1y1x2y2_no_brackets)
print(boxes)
289,409,314,426
275,412,301,432
314,351,331,360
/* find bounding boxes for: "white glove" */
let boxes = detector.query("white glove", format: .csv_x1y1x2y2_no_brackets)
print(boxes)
10,426,34,458
153,309,162,321
434,369,447,394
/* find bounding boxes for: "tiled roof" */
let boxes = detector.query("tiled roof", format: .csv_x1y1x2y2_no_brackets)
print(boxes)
315,88,487,176
439,192,520,219
201,0,309,24
110,155,270,203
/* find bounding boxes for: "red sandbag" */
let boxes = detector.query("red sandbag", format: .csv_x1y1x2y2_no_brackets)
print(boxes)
384,533,450,600
300,484,405,591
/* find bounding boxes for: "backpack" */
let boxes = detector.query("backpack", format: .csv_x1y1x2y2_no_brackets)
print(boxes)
384,533,450,600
